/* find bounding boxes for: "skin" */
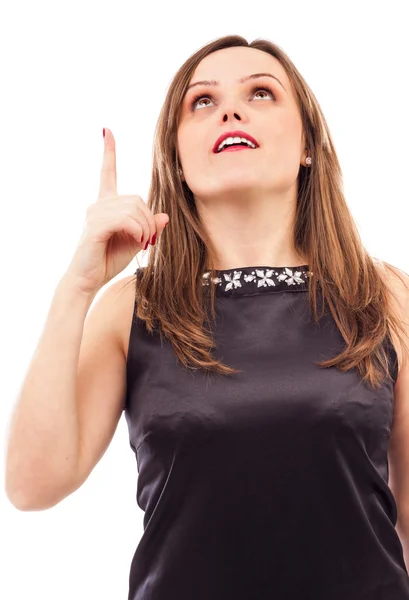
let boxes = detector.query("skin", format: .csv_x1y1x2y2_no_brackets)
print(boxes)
177,46,311,270
122,51,409,560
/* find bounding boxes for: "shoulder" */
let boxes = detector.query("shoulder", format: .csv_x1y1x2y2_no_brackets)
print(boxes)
374,258,409,375
102,272,138,360
375,259,409,306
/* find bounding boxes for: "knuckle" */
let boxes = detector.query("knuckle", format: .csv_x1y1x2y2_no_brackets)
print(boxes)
124,205,141,222
116,195,150,237
86,202,96,216
121,194,143,204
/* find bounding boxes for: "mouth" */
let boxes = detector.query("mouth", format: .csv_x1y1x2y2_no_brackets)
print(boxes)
218,145,255,153
212,130,259,153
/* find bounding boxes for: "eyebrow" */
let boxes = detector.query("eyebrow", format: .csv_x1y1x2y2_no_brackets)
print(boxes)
185,72,287,94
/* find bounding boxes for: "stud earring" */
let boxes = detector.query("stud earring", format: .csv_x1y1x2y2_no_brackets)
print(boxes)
306,157,312,166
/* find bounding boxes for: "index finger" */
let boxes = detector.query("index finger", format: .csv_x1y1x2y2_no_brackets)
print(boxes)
98,128,117,199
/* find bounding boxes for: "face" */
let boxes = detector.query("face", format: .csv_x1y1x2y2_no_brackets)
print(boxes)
177,46,307,204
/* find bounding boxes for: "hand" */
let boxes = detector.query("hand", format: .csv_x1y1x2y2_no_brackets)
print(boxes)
65,128,169,294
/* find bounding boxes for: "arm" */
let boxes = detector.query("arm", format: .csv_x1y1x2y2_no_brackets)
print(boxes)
4,273,98,510
382,264,409,565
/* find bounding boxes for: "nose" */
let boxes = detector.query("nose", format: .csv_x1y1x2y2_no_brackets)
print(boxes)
223,112,241,122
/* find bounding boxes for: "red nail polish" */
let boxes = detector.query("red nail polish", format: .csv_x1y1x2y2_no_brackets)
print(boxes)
144,240,149,250
103,128,105,138
151,233,157,245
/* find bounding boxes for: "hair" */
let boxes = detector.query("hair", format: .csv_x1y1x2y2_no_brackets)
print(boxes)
123,34,409,390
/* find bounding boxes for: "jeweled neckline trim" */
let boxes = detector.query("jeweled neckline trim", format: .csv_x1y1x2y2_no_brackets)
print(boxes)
202,264,312,295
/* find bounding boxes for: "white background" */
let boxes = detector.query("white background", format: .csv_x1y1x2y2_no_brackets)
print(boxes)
1,0,408,598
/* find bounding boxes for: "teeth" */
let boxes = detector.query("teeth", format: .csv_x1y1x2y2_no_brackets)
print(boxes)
217,136,256,152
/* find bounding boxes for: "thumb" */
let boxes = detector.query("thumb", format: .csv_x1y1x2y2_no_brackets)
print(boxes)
154,213,170,236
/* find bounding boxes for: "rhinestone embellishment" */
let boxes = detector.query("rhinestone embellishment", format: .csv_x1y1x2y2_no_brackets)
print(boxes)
202,267,312,293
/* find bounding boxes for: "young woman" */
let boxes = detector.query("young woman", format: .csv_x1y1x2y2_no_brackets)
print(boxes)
6,35,409,599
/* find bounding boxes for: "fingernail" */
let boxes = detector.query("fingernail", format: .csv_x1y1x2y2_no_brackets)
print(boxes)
103,128,106,138
151,233,157,245
144,240,149,250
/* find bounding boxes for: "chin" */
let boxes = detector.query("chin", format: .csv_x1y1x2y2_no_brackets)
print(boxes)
198,173,259,192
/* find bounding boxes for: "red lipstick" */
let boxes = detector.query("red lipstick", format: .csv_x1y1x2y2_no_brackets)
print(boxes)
212,130,259,153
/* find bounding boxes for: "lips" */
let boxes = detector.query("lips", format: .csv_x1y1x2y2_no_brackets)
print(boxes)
212,130,259,153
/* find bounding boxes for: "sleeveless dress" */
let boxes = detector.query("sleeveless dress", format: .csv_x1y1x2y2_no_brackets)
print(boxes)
124,264,409,600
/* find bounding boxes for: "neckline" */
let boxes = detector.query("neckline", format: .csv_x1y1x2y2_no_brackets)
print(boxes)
202,264,312,296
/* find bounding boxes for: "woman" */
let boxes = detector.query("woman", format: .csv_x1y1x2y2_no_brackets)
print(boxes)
6,35,409,598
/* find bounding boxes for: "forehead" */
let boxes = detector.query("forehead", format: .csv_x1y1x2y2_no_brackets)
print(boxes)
189,46,289,88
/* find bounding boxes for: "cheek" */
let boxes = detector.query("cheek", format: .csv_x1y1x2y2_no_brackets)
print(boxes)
177,128,195,163
270,112,297,138
179,135,209,172
266,116,302,156
282,113,303,146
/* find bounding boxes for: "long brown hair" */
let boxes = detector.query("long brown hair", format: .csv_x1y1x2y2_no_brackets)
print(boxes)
125,34,408,390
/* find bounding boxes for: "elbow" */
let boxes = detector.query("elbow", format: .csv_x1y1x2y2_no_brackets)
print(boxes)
5,480,63,512
6,488,52,512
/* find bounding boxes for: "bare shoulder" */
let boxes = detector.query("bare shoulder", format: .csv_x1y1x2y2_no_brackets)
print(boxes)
374,258,409,376
376,259,409,305
380,260,409,524
103,272,137,361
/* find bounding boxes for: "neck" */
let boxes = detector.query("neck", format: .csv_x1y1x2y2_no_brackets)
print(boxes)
196,191,307,271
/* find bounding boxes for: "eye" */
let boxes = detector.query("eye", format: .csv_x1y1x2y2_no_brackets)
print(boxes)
189,85,277,111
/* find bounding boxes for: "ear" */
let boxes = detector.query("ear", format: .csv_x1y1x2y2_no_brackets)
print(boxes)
301,147,311,166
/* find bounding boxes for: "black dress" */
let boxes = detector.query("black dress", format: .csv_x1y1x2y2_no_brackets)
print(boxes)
124,264,409,599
